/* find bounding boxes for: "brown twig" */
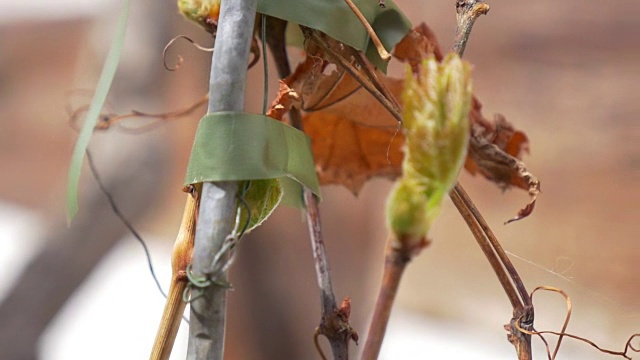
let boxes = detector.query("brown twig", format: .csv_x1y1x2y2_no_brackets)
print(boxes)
304,188,340,345
450,2,533,359
294,8,533,360
453,0,490,57
67,94,208,133
449,186,522,309
295,107,356,360
456,186,544,360
150,185,200,360
361,237,427,360
453,184,531,306
343,0,391,61
268,23,357,357
115,95,207,128
303,27,402,123
353,50,401,111
289,27,405,359
314,39,409,356
258,15,290,84
449,185,533,359
163,35,213,71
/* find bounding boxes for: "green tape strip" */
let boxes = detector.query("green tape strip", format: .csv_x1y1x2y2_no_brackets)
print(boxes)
257,0,411,71
184,112,320,208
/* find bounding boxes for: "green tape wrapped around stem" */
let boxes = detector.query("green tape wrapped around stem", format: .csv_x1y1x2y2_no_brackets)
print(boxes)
184,112,320,229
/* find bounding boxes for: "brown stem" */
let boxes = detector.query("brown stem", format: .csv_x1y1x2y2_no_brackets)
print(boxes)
293,107,355,360
453,0,490,57
150,281,188,360
150,186,200,359
353,50,401,111
305,189,353,359
449,186,522,310
67,94,208,133
508,316,534,360
450,185,533,359
450,2,532,359
343,0,391,61
304,27,402,123
361,245,410,360
454,184,531,307
270,24,356,356
258,15,291,82
304,189,338,321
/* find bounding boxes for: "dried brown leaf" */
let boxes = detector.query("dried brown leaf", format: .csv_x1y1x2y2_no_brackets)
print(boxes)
304,111,403,193
266,80,301,121
267,23,539,220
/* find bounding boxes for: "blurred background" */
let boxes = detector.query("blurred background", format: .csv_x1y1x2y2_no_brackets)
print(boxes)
0,0,638,359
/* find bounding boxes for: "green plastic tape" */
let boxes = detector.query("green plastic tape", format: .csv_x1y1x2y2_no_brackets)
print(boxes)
184,112,320,208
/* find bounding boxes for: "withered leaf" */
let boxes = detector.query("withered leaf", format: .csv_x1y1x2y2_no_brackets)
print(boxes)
267,80,301,121
304,104,404,193
268,23,539,221
268,32,406,193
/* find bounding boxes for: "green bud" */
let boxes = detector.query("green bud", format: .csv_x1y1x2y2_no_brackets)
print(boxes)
387,54,472,240
178,0,221,33
386,178,431,239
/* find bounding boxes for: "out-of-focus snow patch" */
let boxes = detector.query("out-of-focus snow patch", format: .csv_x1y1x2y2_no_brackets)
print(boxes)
380,309,514,360
0,201,187,359
380,308,604,359
0,201,43,302
40,235,187,360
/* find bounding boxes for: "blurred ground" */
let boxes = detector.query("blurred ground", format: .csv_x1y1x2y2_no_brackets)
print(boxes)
0,0,638,359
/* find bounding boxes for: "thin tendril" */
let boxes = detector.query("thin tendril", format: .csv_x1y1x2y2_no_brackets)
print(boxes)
85,149,167,298
262,14,269,115
386,121,402,165
163,35,213,71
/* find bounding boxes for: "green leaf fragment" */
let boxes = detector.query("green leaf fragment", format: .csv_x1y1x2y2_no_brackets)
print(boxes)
66,0,130,224
386,178,431,239
386,54,473,239
257,0,411,71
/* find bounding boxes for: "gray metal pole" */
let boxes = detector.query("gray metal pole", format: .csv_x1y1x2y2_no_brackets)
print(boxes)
186,1,258,359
